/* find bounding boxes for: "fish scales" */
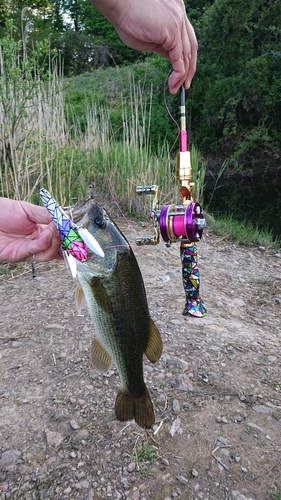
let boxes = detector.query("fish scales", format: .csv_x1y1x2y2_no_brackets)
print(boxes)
73,196,163,428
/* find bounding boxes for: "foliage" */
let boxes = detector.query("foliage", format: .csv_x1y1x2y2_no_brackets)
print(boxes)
271,488,281,500
206,213,280,248
189,0,281,167
63,58,177,154
0,34,54,199
134,441,157,464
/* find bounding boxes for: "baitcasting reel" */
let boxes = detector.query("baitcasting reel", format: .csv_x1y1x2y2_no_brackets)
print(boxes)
135,184,205,247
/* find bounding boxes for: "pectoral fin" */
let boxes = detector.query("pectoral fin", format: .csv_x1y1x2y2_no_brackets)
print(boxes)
90,277,112,313
75,284,87,313
144,319,163,363
91,337,112,373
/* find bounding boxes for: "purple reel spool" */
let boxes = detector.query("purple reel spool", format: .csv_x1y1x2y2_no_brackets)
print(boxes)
159,203,204,243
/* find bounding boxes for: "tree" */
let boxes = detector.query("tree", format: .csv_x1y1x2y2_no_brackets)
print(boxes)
189,0,281,169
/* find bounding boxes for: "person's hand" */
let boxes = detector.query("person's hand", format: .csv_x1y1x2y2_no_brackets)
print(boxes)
0,198,62,263
89,0,198,94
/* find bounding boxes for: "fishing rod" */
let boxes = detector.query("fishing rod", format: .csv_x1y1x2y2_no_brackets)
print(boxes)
135,85,207,317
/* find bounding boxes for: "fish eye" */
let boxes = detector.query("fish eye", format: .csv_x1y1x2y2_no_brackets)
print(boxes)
94,216,106,229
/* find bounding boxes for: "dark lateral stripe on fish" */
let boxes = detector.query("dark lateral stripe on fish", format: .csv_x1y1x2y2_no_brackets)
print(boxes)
115,387,155,429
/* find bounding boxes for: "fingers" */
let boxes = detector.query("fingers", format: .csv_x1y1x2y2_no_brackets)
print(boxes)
21,200,52,225
6,224,62,264
184,18,198,88
25,224,62,262
167,18,197,94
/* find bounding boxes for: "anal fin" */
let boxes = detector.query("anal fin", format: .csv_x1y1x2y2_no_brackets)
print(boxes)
91,337,112,373
144,318,163,363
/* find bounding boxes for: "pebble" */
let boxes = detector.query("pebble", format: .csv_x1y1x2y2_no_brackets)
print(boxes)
127,462,136,473
231,492,254,500
169,418,183,437
70,420,80,430
172,399,181,413
191,468,199,477
266,355,277,363
45,429,64,448
0,450,21,465
176,475,188,485
252,405,274,415
71,429,89,443
162,355,189,370
175,374,193,391
74,480,89,489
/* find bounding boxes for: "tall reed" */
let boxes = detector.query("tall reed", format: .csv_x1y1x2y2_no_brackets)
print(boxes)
0,35,176,215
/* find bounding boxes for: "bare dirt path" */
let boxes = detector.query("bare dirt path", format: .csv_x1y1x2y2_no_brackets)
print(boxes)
0,214,281,500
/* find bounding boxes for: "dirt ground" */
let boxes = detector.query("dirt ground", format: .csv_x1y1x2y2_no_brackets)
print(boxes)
0,211,281,500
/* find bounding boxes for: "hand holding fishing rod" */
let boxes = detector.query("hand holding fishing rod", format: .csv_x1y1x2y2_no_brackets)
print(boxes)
136,85,207,317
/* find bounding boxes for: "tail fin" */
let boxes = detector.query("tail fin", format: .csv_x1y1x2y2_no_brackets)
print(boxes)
115,386,155,429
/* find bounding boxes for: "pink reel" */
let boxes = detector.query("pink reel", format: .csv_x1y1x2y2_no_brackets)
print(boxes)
159,202,205,244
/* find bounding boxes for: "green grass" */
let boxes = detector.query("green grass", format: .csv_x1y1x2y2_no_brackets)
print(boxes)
205,213,280,248
271,488,281,500
134,441,157,464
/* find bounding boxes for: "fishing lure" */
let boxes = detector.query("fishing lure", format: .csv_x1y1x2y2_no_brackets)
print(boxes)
40,188,104,277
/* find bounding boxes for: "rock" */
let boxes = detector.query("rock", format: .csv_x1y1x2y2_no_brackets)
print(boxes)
0,450,21,465
70,420,80,430
246,422,264,433
191,468,199,477
266,356,277,363
175,374,193,391
231,492,254,500
177,475,188,485
161,273,171,282
162,355,189,370
74,480,90,489
172,399,181,413
71,429,89,443
45,429,64,448
127,462,136,473
252,405,274,415
169,418,183,437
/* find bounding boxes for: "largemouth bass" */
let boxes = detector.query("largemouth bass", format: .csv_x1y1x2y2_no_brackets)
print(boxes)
72,195,163,429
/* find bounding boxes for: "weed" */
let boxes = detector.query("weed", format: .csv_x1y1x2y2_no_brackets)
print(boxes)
271,488,281,500
134,441,157,464
246,425,255,433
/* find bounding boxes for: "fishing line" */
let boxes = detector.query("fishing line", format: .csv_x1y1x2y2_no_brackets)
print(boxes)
105,63,183,243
